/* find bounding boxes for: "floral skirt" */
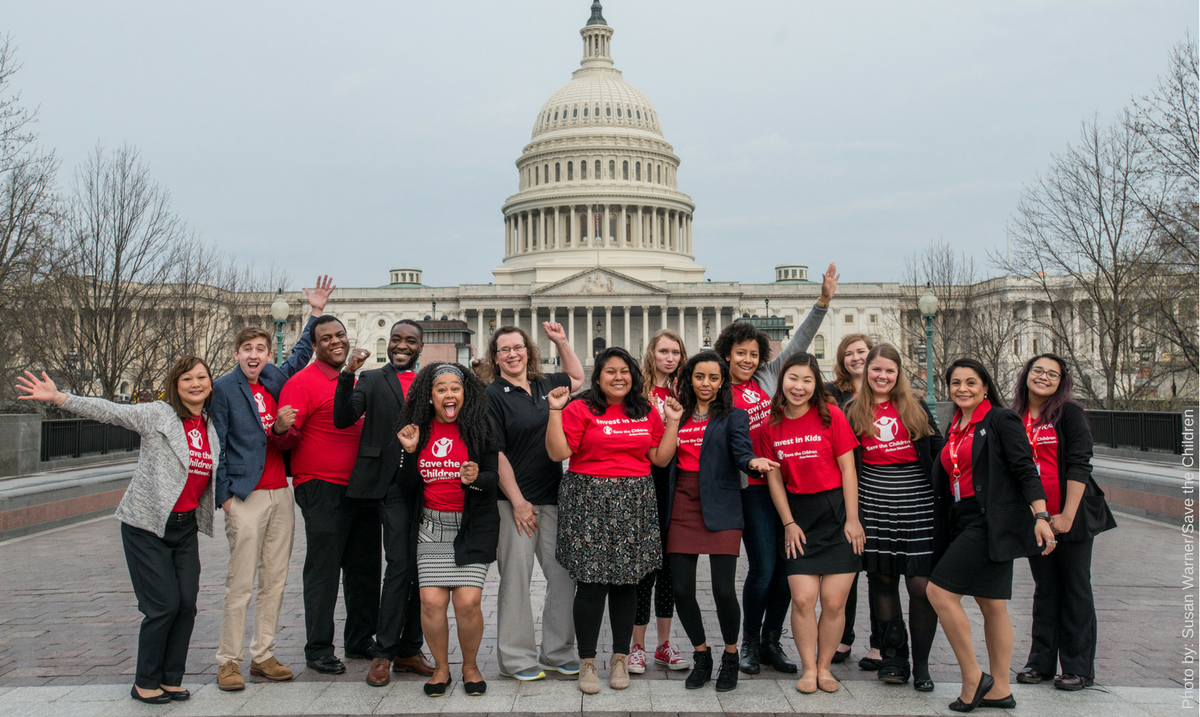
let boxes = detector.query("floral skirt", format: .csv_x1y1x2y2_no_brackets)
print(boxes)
556,471,662,585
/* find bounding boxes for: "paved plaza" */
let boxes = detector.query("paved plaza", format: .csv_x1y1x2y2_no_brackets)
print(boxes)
0,494,1193,716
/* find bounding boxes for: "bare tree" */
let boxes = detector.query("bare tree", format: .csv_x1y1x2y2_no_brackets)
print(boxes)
958,279,1032,400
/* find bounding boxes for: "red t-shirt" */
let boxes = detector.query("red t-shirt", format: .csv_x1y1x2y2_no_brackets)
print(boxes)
397,369,416,398
675,416,707,472
249,383,288,491
731,380,772,485
562,400,666,478
860,401,919,465
651,385,673,422
1025,411,1062,514
754,405,859,494
173,414,213,512
940,400,992,501
278,361,364,487
420,421,469,513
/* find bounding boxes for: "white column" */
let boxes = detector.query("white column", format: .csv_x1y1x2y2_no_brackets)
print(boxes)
476,310,485,358
641,306,650,352
661,304,669,332
623,306,630,349
514,213,522,253
635,206,643,248
603,204,611,245
567,306,576,357
504,216,511,255
605,306,612,348
695,306,704,351
713,306,722,337
586,306,594,362
539,210,546,251
569,205,577,247
546,307,558,363
619,205,627,246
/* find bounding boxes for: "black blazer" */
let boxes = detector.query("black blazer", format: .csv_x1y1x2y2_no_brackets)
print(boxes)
931,405,1048,563
333,367,408,501
1047,403,1117,543
826,383,855,410
400,439,501,566
666,409,757,533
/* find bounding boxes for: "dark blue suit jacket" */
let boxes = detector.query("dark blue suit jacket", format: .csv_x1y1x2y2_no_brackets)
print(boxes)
211,316,317,506
666,408,758,533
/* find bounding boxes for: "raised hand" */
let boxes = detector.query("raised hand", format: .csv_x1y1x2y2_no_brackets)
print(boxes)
548,386,571,410
397,424,420,453
273,405,297,434
344,348,370,373
819,263,840,305
304,275,336,316
460,461,479,485
662,396,684,423
15,371,66,405
748,457,780,474
542,321,567,344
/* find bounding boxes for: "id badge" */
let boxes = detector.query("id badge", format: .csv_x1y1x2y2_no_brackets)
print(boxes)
953,480,961,502
1036,464,1041,476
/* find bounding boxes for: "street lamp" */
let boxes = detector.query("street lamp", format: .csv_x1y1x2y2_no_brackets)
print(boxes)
270,289,290,366
918,284,940,421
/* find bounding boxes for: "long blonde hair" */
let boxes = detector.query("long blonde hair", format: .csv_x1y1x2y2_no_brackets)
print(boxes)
832,333,873,394
641,329,687,400
846,343,933,440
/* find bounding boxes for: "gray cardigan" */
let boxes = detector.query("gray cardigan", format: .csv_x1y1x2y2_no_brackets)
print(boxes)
62,395,217,538
754,302,829,395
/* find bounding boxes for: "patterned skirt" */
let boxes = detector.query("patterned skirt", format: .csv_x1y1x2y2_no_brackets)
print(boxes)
417,508,489,588
859,461,936,576
556,471,662,585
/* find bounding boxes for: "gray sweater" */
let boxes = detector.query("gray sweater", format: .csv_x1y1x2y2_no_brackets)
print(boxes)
754,302,829,396
62,395,217,538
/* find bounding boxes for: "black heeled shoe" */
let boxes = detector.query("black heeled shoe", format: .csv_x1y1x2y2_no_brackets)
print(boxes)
463,679,487,696
948,672,994,713
129,686,171,705
423,677,453,697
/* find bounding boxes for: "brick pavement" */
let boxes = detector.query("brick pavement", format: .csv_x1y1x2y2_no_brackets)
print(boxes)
0,506,1188,695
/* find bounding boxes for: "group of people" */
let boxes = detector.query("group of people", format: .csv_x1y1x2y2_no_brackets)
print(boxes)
14,264,1116,712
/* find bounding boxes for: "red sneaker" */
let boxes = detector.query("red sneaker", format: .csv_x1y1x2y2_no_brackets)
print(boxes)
654,641,690,670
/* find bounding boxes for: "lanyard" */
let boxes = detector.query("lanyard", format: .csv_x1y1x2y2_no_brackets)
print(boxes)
947,417,972,500
1024,411,1046,475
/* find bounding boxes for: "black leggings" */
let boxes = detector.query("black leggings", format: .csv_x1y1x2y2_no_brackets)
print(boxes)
634,564,674,625
575,582,639,659
670,553,740,648
867,572,937,680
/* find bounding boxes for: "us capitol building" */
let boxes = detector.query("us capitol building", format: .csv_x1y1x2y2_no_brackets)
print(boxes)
323,2,904,371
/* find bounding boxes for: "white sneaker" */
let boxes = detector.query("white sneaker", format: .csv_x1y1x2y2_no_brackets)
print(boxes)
654,640,691,670
626,644,647,674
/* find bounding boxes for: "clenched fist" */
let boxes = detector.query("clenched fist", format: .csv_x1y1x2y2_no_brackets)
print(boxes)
272,405,297,434
397,424,420,453
547,386,571,410
344,348,371,373
662,396,684,423
460,461,479,485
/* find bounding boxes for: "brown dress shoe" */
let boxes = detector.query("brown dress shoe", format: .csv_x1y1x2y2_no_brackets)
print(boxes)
217,662,245,692
393,653,435,675
250,656,294,681
367,658,392,687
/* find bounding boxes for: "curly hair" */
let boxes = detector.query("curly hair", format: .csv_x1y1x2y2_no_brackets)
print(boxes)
769,352,832,428
641,329,687,401
676,351,733,419
576,347,651,420
396,362,495,459
831,333,873,394
713,321,771,373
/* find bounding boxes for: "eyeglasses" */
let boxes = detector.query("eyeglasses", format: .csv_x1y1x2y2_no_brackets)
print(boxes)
1030,367,1061,380
496,345,527,356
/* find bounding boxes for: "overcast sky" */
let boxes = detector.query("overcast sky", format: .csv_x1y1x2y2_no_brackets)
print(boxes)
5,1,1195,289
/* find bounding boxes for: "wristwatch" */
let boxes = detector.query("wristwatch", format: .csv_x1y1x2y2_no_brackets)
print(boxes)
1034,511,1052,523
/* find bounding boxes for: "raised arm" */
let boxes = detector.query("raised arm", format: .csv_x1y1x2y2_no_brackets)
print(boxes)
544,321,585,391
16,371,161,435
648,397,682,468
333,348,370,429
544,387,574,463
759,263,838,381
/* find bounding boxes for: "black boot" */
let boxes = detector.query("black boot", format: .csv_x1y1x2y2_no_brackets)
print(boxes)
738,633,761,675
715,650,740,692
759,628,798,674
685,650,713,689
877,618,911,684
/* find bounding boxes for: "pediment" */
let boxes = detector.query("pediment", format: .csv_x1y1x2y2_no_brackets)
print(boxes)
531,268,669,297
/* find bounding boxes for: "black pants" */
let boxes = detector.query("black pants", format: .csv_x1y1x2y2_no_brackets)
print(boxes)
295,479,382,660
121,513,201,690
670,553,740,648
370,478,424,660
1025,538,1097,679
635,466,674,627
575,582,639,659
842,574,883,649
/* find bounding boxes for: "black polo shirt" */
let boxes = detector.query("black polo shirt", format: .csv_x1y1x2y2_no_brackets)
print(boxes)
486,372,573,505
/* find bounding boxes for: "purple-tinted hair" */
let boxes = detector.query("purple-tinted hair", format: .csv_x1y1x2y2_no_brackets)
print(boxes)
1010,353,1080,427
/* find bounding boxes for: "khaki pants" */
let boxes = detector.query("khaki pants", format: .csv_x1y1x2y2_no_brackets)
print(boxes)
216,487,295,667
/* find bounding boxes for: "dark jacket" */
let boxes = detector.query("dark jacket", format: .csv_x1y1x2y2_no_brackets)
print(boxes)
931,405,1048,563
1047,403,1117,543
401,436,500,566
333,366,411,500
826,382,855,410
666,408,757,533
211,316,317,506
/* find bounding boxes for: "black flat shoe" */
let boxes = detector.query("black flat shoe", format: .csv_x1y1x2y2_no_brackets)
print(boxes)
858,656,881,671
130,686,171,705
463,679,487,696
306,655,347,674
914,677,934,692
163,688,190,701
831,646,852,664
424,678,453,697
979,694,1017,709
948,672,994,713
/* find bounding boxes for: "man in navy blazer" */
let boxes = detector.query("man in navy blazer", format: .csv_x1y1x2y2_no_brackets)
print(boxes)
209,276,332,691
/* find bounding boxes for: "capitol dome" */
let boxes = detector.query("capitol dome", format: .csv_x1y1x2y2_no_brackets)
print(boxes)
494,1,704,286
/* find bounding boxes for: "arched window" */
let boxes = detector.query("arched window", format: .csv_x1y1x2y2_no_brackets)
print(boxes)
636,110,641,119
567,161,573,180
636,161,641,180
535,166,539,185
609,160,615,178
606,106,611,117
617,108,622,117
584,106,589,117
814,335,826,359
594,106,600,117
581,161,587,179
657,165,661,183
572,107,578,118
555,163,561,181
622,160,628,179
376,338,386,356
553,110,558,120
595,160,601,178
544,164,549,183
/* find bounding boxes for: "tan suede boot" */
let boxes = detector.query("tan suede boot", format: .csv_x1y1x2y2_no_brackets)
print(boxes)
217,661,244,691
578,658,600,694
609,653,629,690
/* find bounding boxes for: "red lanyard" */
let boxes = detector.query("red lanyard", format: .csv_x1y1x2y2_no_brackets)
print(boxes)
1024,411,1045,463
947,416,972,499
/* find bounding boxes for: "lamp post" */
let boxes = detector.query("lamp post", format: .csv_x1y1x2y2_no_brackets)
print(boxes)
918,285,940,420
270,289,290,366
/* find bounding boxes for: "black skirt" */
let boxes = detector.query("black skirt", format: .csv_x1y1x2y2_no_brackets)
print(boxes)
780,488,862,576
929,498,1014,599
859,461,935,576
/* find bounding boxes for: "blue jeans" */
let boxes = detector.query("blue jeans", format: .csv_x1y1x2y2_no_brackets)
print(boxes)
741,484,790,636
